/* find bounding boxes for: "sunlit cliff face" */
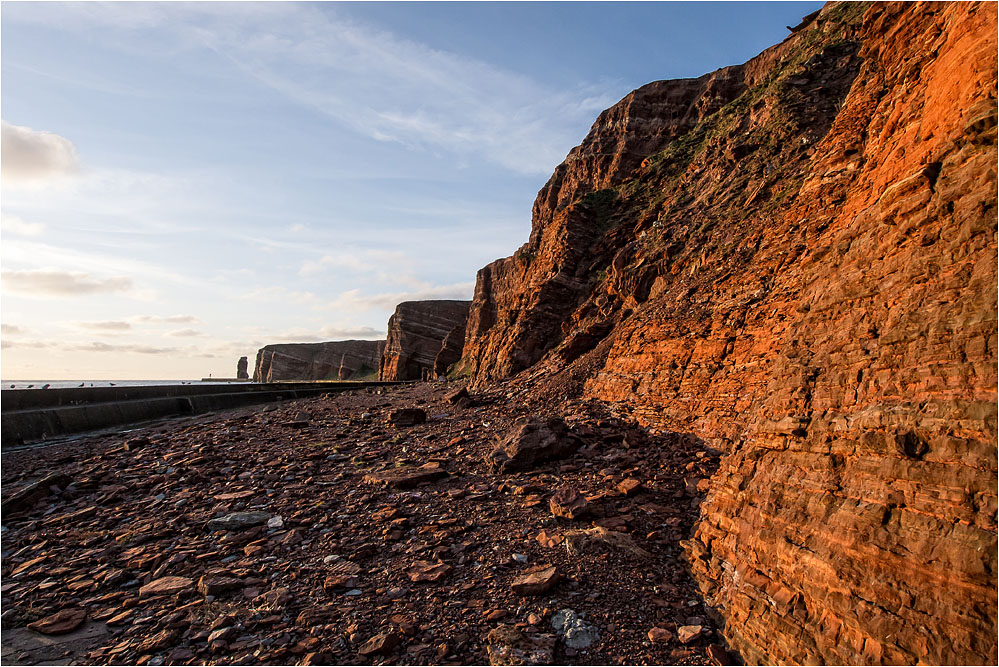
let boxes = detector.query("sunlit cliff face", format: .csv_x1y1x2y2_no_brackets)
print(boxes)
459,2,998,664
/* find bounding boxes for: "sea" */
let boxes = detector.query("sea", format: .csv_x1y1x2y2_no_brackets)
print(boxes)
2,380,255,390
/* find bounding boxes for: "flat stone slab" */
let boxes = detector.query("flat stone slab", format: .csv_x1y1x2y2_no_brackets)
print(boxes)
364,463,447,489
27,609,87,635
139,576,194,597
207,511,271,531
511,564,560,596
1,621,109,666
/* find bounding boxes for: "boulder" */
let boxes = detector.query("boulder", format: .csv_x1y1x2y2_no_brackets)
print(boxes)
677,625,703,644
358,631,401,656
648,627,673,643
487,417,579,473
549,487,588,520
551,609,600,649
445,387,473,408
388,408,427,427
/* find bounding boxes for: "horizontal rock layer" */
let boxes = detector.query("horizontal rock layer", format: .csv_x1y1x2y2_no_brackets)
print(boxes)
253,341,383,382
379,301,471,381
464,2,997,664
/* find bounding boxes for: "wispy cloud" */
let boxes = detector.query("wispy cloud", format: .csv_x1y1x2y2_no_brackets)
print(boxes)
2,324,26,335
73,320,132,331
0,120,79,184
167,328,205,338
196,7,612,175
260,324,385,343
329,281,474,312
1,339,53,349
1,214,45,236
4,2,613,176
68,342,178,354
320,325,384,339
242,286,321,306
134,314,201,324
298,248,411,278
2,270,133,297
0,238,189,291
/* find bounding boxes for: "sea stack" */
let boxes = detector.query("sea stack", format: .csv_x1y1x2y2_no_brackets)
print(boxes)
236,356,249,380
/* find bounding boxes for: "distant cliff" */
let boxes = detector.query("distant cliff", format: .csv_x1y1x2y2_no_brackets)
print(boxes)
379,300,471,381
253,340,383,382
462,2,997,664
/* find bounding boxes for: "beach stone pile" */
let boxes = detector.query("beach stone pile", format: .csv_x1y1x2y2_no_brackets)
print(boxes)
1,382,730,666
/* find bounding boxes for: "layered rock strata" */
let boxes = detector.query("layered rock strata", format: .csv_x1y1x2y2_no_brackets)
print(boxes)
253,341,383,382
463,2,997,664
379,301,472,381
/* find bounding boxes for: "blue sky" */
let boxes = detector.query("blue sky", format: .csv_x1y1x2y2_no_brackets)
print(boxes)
1,1,821,380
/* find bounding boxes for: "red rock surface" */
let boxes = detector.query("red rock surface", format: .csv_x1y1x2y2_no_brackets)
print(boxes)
252,340,383,382
462,2,997,664
379,300,472,380
26,608,88,635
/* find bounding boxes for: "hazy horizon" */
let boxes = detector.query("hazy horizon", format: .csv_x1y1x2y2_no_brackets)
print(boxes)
1,1,822,380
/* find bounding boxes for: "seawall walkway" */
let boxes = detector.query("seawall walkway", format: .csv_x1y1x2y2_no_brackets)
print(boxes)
1,381,406,449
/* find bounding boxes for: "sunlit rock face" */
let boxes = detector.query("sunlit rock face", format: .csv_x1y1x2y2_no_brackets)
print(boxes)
253,340,383,382
463,2,998,664
379,300,472,381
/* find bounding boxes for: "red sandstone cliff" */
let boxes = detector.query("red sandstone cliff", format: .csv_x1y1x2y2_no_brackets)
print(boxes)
464,2,997,664
253,340,383,382
379,300,472,381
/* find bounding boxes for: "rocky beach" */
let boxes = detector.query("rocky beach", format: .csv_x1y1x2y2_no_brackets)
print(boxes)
1,1,996,665
2,380,728,666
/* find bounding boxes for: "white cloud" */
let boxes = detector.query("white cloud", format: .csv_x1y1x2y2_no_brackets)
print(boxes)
266,330,324,343
298,249,411,278
73,320,132,331
1,120,79,184
134,314,201,324
0,238,192,289
329,281,474,312
260,324,385,343
68,341,178,354
319,325,384,339
1,339,52,349
202,9,613,175
1,214,45,236
167,328,205,337
2,270,133,297
2,324,26,335
243,286,321,306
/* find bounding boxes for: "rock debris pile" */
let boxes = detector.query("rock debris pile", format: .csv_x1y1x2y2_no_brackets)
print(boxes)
2,382,730,666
